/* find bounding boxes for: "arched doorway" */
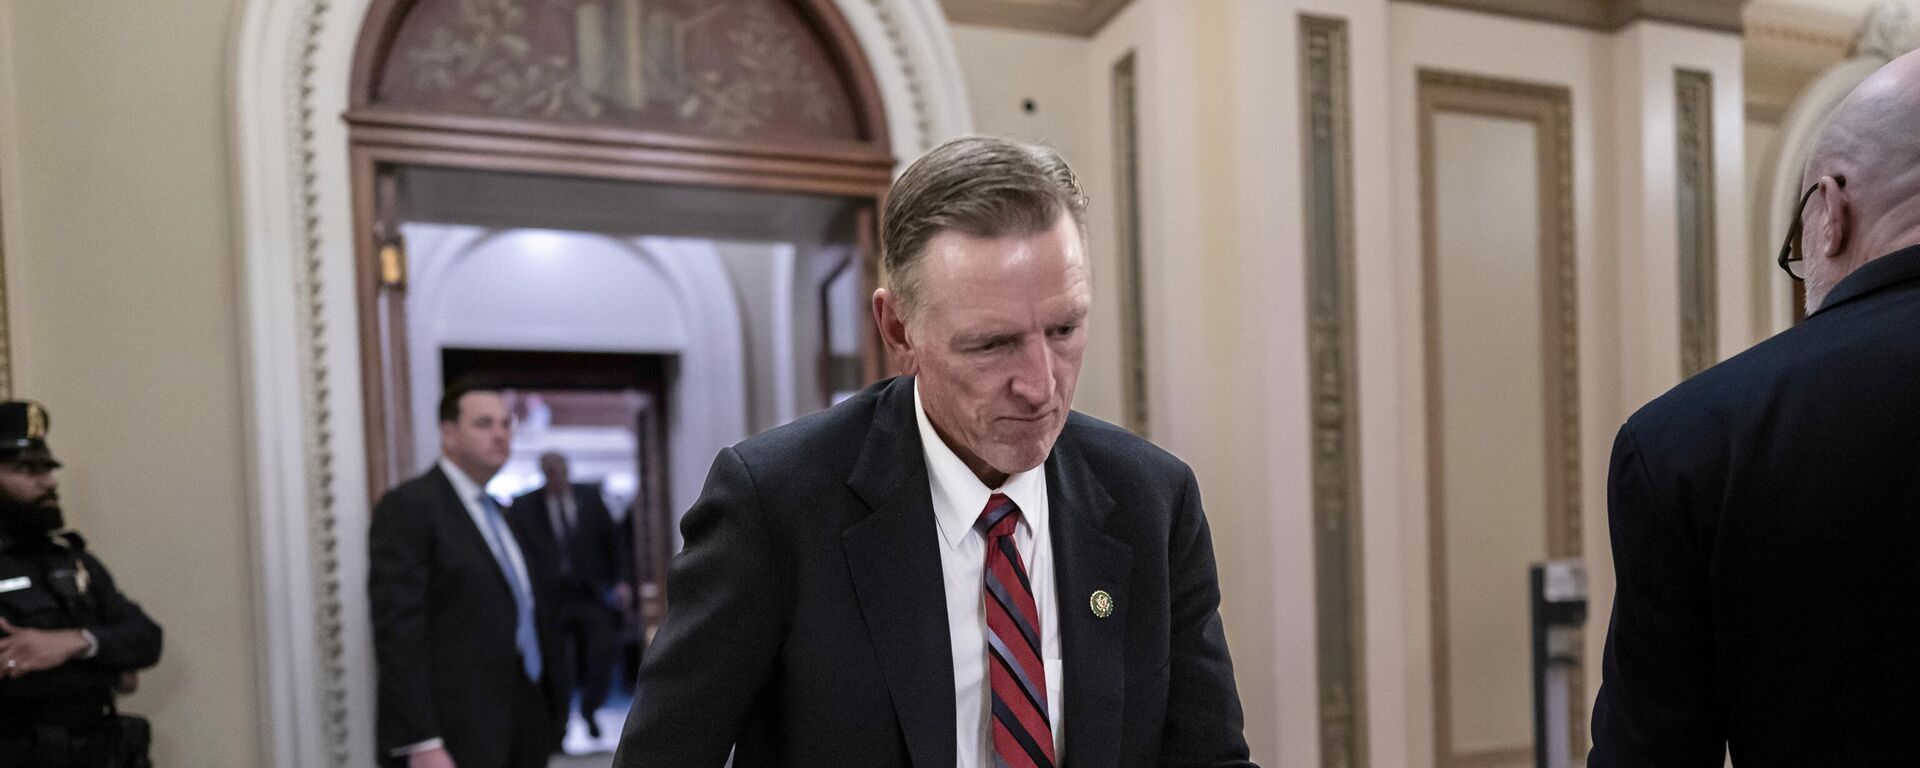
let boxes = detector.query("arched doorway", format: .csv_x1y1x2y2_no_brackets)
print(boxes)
345,0,896,496
230,0,973,764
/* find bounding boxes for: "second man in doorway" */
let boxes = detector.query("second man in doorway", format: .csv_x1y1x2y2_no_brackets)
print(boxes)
510,452,629,744
369,388,556,768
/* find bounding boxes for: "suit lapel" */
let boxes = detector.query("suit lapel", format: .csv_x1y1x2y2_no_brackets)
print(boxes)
429,466,515,601
842,379,957,768
1047,434,1133,768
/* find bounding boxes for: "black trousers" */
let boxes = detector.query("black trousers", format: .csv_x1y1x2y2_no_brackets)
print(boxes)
378,677,548,768
504,675,550,768
552,594,616,728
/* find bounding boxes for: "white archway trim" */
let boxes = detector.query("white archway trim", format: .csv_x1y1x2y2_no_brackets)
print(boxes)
229,0,973,766
837,0,976,154
633,237,751,532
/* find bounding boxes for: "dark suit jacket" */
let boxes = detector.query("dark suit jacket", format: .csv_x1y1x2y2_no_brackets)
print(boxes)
1590,245,1920,766
614,376,1255,767
368,466,555,766
509,482,625,603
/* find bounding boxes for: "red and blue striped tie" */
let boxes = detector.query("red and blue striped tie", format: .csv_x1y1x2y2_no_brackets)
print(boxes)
978,494,1055,768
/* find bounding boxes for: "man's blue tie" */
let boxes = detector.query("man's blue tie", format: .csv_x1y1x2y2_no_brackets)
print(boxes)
479,493,543,682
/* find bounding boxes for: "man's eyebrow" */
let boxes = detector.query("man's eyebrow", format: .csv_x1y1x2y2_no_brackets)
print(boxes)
1052,306,1091,325
954,329,1021,347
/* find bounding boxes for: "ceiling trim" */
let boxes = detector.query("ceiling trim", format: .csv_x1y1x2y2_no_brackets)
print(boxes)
1394,0,1743,34
941,0,1134,37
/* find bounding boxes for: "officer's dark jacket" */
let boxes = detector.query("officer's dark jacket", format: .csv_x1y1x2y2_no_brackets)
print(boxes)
0,530,162,716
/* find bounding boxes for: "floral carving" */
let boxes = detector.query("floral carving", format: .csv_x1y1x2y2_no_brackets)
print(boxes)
406,0,602,119
393,0,850,137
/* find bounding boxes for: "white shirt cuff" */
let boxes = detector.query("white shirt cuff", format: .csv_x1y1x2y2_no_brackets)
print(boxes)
390,738,444,757
78,629,99,660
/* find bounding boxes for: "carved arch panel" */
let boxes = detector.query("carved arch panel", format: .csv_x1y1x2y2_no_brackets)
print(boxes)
351,0,891,149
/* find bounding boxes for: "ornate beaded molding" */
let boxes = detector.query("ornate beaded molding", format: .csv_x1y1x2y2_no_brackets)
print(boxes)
867,0,934,152
289,0,353,764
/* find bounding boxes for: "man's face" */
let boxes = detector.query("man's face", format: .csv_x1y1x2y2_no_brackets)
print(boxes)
0,461,58,509
541,455,568,491
891,213,1091,483
440,392,512,481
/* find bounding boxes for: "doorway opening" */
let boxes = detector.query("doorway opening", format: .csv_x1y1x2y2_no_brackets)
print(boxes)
396,167,876,756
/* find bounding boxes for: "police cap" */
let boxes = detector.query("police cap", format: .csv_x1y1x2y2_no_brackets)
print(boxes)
0,400,60,468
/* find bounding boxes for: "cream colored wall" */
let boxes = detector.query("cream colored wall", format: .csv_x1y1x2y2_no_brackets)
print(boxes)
0,0,264,765
1747,118,1783,334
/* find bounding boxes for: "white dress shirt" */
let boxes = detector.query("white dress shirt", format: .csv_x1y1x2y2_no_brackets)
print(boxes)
914,383,1066,766
393,459,535,758
438,457,533,601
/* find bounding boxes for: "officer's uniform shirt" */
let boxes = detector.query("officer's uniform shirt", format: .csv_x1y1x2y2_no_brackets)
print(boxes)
0,529,162,728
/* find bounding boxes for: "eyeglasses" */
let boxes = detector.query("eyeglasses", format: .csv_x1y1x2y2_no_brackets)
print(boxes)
1777,175,1846,282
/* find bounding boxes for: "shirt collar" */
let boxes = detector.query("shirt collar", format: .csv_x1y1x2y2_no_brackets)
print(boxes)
438,456,489,505
913,379,1047,550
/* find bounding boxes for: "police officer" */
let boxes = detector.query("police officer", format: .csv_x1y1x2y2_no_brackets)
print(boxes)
0,401,161,767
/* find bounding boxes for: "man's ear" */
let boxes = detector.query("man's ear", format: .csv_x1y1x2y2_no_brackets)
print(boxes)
873,288,917,375
1819,175,1851,261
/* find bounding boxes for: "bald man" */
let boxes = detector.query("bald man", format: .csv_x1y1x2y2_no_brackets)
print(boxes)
1589,50,1920,766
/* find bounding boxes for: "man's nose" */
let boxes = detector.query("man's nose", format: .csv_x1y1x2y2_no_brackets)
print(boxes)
1009,340,1056,407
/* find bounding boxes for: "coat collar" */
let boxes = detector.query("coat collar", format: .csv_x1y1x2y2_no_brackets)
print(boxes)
1808,242,1920,318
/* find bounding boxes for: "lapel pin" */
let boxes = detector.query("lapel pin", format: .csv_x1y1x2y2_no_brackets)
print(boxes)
1090,589,1114,619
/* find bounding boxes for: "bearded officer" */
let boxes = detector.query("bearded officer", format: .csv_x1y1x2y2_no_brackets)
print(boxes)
0,400,162,767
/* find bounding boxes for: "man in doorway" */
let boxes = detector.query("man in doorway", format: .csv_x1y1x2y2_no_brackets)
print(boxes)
370,388,554,768
0,400,161,768
613,136,1256,767
1591,49,1920,766
509,451,629,744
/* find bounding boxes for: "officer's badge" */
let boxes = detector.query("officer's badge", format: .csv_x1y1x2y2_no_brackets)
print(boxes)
25,402,46,440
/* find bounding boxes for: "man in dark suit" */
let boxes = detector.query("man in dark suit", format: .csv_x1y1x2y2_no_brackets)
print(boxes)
614,136,1255,767
369,388,554,768
1591,50,1920,766
509,452,629,742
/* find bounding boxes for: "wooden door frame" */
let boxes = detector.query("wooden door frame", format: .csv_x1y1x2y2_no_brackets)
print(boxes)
345,0,896,498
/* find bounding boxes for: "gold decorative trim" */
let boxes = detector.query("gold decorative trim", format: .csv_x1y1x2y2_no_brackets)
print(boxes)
1112,51,1148,437
941,0,1134,37
1675,68,1717,378
1300,15,1367,768
1395,0,1740,33
1417,68,1584,767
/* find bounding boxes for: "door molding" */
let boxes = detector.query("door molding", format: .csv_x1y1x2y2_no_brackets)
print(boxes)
1417,68,1583,767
